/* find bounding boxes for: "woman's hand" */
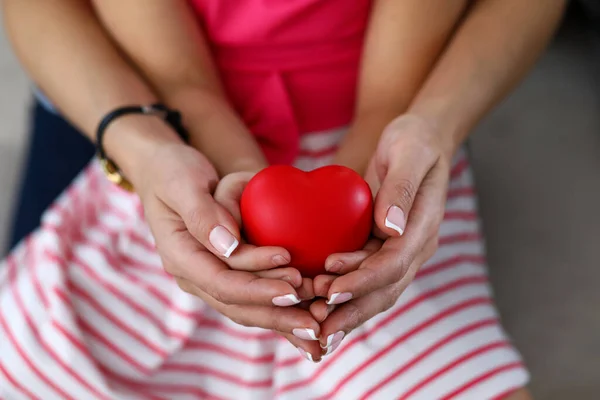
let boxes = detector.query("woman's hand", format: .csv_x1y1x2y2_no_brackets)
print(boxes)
130,141,324,359
312,115,452,355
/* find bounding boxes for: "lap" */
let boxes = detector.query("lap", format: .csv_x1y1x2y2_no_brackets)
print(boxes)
0,144,529,399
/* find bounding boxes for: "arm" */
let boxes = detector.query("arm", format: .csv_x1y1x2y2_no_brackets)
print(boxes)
2,0,319,353
316,0,568,354
333,0,469,174
408,0,567,158
90,0,267,175
2,0,176,185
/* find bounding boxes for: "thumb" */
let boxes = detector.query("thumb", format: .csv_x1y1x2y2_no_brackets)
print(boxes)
213,172,255,227
166,178,242,259
373,150,434,237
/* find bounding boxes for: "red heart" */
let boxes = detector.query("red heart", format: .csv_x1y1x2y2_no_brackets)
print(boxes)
240,165,373,278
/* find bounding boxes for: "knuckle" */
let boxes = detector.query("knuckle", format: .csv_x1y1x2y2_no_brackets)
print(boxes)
344,302,366,330
228,313,251,328
270,309,286,332
207,285,227,304
185,207,207,237
392,179,417,210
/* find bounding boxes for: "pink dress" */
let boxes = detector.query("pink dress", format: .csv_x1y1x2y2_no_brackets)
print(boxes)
0,1,529,399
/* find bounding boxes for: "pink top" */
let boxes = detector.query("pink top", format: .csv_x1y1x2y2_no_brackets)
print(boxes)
189,0,372,165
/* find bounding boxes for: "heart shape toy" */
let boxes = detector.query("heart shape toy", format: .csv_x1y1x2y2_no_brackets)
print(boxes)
240,165,373,278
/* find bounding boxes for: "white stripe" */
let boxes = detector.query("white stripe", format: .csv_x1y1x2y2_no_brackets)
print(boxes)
276,283,492,394
452,366,529,400
299,127,348,152
342,309,503,399
4,264,89,399
416,346,523,400
425,241,484,266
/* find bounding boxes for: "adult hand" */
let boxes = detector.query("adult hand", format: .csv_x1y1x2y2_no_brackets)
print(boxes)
132,142,323,360
312,115,452,355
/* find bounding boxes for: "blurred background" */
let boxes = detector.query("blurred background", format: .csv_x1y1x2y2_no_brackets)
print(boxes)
0,2,599,399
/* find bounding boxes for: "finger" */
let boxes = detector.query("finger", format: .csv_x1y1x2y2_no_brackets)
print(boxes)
225,243,292,272
324,239,383,274
149,201,303,307
325,235,438,305
161,172,243,259
296,277,315,301
326,165,448,304
313,274,336,298
309,298,335,323
213,171,255,226
279,332,323,363
318,283,400,356
254,267,303,289
179,279,322,342
373,128,439,238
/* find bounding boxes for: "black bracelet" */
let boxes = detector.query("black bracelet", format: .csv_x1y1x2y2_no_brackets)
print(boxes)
96,104,189,192
96,103,188,160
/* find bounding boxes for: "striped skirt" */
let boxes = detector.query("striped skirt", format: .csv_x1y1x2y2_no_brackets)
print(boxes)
0,128,529,399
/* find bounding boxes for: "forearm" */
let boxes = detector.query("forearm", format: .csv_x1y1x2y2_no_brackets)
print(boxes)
334,0,469,174
2,0,180,184
409,0,567,158
92,1,267,176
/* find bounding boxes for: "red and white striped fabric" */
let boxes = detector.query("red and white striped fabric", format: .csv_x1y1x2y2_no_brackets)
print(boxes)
0,130,528,400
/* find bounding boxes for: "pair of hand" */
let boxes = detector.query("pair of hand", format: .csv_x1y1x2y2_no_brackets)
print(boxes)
136,115,453,362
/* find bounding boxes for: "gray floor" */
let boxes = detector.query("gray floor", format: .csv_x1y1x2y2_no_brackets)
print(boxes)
0,11,599,400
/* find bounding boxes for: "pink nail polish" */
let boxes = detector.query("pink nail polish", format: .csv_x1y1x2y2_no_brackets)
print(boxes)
385,205,406,236
272,294,300,307
321,331,345,349
297,347,315,362
324,339,342,356
209,226,239,257
292,328,319,341
326,292,352,305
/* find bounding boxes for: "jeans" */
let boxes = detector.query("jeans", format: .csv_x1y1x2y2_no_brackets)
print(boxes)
8,100,95,251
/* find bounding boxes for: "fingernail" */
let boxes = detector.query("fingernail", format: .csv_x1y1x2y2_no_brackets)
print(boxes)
385,205,406,236
272,254,290,266
272,294,300,307
323,339,342,356
209,225,239,258
292,328,319,341
320,331,345,349
297,347,316,362
327,292,352,305
326,304,336,316
326,261,343,273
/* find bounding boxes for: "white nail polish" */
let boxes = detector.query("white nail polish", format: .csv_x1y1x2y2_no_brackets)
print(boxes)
297,347,314,362
384,217,404,235
272,294,301,307
321,331,345,349
223,238,239,258
292,328,319,340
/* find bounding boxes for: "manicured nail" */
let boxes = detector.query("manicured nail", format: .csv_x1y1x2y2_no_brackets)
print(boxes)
272,254,290,266
320,331,345,349
326,261,343,273
292,328,319,341
323,339,342,356
209,226,239,258
327,292,352,305
385,205,406,235
272,294,300,307
297,347,316,362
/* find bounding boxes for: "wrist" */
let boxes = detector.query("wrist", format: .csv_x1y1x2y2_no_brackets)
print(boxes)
405,105,464,161
102,114,184,188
